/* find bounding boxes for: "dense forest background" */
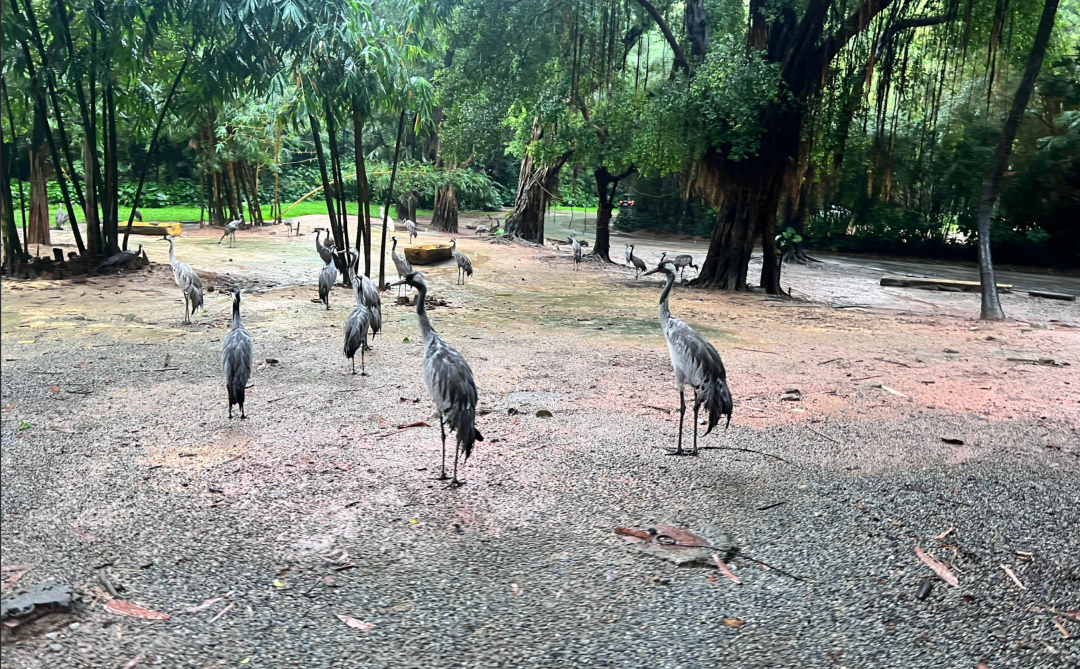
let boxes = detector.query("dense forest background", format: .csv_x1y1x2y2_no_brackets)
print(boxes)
3,0,1078,279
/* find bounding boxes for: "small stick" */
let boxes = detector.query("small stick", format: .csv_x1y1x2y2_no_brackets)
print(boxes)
756,501,786,511
733,347,779,354
98,569,120,597
852,375,881,381
1001,564,1026,590
935,528,955,540
875,357,912,368
806,427,841,444
698,445,797,466
208,603,233,623
817,358,842,366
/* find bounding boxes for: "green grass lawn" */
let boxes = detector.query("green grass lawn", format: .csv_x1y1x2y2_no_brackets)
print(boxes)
47,203,436,224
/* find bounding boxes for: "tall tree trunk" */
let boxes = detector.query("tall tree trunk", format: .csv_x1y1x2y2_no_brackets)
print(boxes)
308,112,347,279
273,121,282,224
506,118,570,242
976,0,1058,320
431,184,459,232
378,109,407,289
592,166,634,262
325,100,350,255
225,161,240,221
352,102,371,276
400,192,417,222
28,119,51,247
83,140,101,254
1,118,23,271
104,78,119,253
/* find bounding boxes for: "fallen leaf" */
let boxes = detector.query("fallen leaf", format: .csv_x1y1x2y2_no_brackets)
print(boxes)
914,546,958,587
186,597,224,613
272,579,284,588
122,654,144,669
375,415,389,426
48,386,60,392
18,340,35,344
940,437,964,445
881,384,908,398
935,528,955,540
713,555,743,584
105,600,171,620
17,421,32,431
264,358,278,364
614,527,651,541
535,410,553,418
336,614,373,631
722,617,745,627
334,462,352,471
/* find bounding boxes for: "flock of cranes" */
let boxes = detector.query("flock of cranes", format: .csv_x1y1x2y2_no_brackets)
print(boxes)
151,214,726,482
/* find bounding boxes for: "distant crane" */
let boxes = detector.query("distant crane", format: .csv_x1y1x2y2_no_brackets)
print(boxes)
404,219,418,243
390,236,413,297
314,228,335,265
626,244,648,279
161,234,204,324
390,271,483,485
450,239,473,284
569,234,582,270
219,218,241,247
54,210,68,230
283,218,297,237
318,252,340,310
660,252,699,281
357,270,382,341
380,206,396,233
475,224,488,236
343,268,372,375
644,260,733,455
96,244,143,271
222,287,254,419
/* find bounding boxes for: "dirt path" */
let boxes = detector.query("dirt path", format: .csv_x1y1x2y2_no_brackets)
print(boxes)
2,222,1078,668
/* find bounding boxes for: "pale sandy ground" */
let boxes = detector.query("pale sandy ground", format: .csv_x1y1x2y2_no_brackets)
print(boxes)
1,214,1077,668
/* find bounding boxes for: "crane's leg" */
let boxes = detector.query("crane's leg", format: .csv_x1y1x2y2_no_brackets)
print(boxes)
360,348,366,376
437,418,450,480
451,442,464,486
239,401,245,419
668,389,686,455
351,357,355,375
228,403,232,419
692,397,701,456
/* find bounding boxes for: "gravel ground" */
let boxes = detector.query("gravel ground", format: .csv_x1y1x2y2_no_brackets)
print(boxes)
2,221,1078,668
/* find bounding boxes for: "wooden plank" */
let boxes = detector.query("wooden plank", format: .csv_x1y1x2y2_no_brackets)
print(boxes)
404,244,453,265
880,276,1012,293
1028,290,1075,301
122,222,183,237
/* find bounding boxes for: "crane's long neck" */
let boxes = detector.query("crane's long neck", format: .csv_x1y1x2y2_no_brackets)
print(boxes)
167,238,177,264
315,230,322,251
414,283,436,345
658,272,675,328
232,297,243,330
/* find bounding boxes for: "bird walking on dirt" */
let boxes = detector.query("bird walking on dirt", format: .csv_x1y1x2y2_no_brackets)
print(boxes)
626,244,647,279
391,236,413,297
161,234,204,324
222,287,254,419
343,268,372,375
219,218,241,247
318,252,340,310
570,235,582,270
357,271,382,341
390,271,483,485
54,210,68,230
96,245,143,271
404,219,418,243
661,252,699,281
451,239,473,285
314,228,335,265
644,260,733,455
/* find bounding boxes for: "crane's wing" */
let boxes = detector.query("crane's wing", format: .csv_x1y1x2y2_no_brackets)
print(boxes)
665,318,727,387
222,328,254,384
423,336,478,427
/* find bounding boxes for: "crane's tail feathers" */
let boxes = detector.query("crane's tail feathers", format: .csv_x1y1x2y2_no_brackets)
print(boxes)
187,286,204,315
700,378,734,436
455,411,481,461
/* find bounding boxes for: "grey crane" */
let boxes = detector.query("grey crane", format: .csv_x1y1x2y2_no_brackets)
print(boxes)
222,287,254,419
54,210,68,230
450,239,474,285
569,234,582,270
474,224,488,235
404,218,419,243
161,234,204,324
283,218,297,237
219,218,241,247
95,244,143,271
314,228,335,265
660,252,699,281
343,268,372,375
390,271,483,485
357,271,382,341
644,261,733,455
390,236,413,297
626,244,648,279
318,252,340,310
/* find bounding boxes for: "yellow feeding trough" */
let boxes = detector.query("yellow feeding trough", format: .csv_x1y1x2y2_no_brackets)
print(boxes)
123,221,183,237
404,243,452,265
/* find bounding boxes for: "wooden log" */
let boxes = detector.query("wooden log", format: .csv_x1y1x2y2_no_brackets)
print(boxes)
403,243,453,265
1028,290,1075,301
122,222,183,237
880,276,1012,293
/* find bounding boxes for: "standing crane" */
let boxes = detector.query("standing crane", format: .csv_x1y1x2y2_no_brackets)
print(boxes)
380,206,396,233
644,260,733,455
626,244,648,279
314,228,335,265
222,287,254,419
161,234,204,324
54,210,68,230
219,218,241,247
390,271,483,484
569,234,582,270
390,237,413,297
318,252,340,310
343,268,372,375
404,219,418,243
450,239,474,284
358,270,382,341
96,244,143,271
